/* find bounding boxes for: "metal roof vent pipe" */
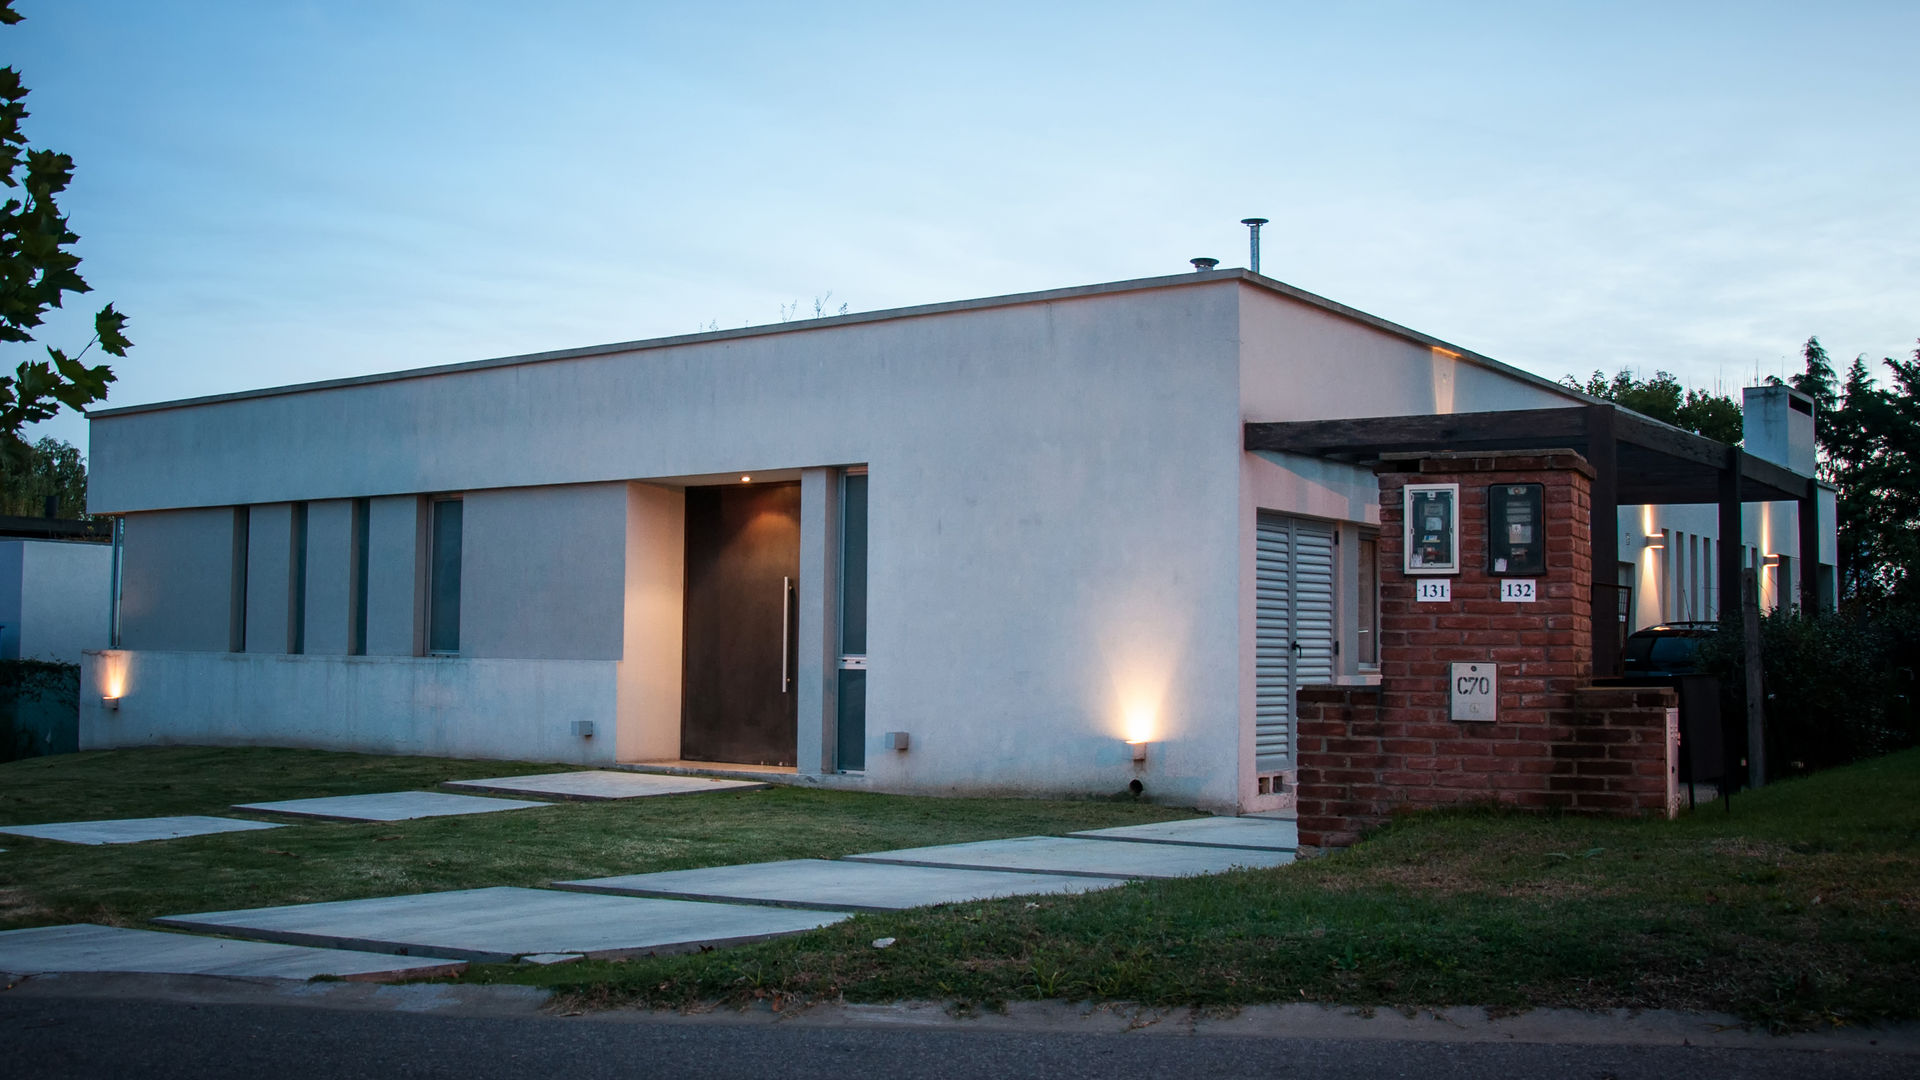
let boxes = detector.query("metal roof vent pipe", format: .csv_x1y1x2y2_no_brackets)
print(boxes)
1240,217,1268,274
1190,257,1220,272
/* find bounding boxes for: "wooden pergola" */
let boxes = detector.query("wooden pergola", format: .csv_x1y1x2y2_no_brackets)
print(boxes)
1245,403,1823,676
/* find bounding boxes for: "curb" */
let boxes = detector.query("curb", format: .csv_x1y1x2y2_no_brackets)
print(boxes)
6,973,1917,1054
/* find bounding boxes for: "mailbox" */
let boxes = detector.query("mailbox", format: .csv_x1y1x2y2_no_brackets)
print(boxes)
1487,483,1545,576
1404,484,1460,575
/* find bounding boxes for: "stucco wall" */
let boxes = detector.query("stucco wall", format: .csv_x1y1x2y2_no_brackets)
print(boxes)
616,481,684,761
0,539,112,663
303,499,355,655
245,502,294,653
88,281,1254,808
80,649,618,763
363,495,423,656
461,483,628,661
119,508,240,652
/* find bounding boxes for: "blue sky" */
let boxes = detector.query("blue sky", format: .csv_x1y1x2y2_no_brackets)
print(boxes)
12,1,1918,455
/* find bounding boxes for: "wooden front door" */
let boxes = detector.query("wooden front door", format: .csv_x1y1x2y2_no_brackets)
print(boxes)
681,482,800,765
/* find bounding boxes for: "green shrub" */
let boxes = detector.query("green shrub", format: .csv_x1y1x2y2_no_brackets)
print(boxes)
0,659,80,761
1701,608,1920,780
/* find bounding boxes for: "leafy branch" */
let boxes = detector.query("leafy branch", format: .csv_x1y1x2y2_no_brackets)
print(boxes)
0,0,131,456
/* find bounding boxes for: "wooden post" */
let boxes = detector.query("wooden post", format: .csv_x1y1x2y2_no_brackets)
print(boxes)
1586,404,1620,676
1717,449,1743,623
1798,488,1822,611
1742,567,1766,789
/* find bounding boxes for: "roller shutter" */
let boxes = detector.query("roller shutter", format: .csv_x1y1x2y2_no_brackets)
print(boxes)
1255,512,1337,772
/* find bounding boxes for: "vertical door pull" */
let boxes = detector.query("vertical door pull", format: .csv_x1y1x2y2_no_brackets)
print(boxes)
780,576,792,692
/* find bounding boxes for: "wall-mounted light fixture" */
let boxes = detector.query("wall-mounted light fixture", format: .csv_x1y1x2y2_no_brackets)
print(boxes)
1763,554,1782,566
102,695,120,711
740,475,752,483
1127,739,1149,764
1644,535,1665,550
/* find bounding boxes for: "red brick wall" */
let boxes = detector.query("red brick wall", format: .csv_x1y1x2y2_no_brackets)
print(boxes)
1294,451,1678,850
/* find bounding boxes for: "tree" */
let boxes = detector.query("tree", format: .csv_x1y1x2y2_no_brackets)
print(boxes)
0,433,82,516
1787,336,1840,460
1792,338,1920,605
0,1,130,466
1563,368,1744,444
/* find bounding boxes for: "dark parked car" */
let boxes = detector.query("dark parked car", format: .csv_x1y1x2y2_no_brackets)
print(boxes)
1622,622,1719,676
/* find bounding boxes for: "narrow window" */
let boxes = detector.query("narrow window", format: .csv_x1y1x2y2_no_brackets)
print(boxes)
288,502,308,654
427,497,463,654
1356,531,1378,666
835,470,869,771
229,507,250,652
349,498,370,655
108,516,125,648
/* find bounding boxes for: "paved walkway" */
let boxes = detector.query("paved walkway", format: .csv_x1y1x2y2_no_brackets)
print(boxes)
0,816,284,846
1,783,1298,981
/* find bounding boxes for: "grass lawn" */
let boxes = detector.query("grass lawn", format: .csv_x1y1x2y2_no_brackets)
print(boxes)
0,746,1194,930
472,749,1920,1031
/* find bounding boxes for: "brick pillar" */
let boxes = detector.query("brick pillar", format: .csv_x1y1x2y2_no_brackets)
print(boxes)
1295,451,1677,850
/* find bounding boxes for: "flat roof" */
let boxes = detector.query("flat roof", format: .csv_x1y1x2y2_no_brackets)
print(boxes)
89,268,1590,418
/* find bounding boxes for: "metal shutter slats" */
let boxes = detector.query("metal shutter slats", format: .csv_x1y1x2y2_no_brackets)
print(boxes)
1255,513,1338,772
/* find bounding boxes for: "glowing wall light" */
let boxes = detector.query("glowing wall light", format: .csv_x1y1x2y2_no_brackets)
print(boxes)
1095,585,1188,770
99,652,129,711
1122,702,1157,745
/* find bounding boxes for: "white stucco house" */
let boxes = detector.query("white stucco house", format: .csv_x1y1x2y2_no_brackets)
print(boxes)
78,268,1832,812
0,531,113,665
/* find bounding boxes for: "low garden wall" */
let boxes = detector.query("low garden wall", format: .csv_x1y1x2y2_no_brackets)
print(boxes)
1295,683,1680,849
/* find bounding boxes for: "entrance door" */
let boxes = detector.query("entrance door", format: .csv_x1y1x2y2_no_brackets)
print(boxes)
682,482,801,765
1254,512,1336,773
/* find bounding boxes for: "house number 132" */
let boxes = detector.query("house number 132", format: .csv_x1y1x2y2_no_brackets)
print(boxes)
1501,579,1537,603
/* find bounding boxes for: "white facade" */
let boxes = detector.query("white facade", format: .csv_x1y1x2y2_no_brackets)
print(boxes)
0,538,113,664
80,271,1833,812
1619,385,1835,630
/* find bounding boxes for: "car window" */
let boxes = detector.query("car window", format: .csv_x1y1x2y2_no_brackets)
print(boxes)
1648,637,1700,664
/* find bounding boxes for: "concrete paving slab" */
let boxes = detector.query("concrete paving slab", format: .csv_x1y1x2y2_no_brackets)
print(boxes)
558,858,1127,912
0,924,464,981
0,815,285,846
232,791,549,822
1070,816,1298,851
156,886,849,963
845,836,1295,879
443,771,767,800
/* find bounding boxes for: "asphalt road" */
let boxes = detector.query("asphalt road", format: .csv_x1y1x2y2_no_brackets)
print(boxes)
4,994,1912,1080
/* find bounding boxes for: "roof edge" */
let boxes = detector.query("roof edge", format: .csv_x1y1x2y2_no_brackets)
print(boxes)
89,268,1593,419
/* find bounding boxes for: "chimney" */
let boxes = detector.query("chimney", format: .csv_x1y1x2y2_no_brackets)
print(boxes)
1742,384,1816,476
1240,218,1268,274
1190,257,1219,272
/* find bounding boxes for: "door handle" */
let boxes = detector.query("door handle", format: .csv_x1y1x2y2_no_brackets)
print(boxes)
781,576,792,693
